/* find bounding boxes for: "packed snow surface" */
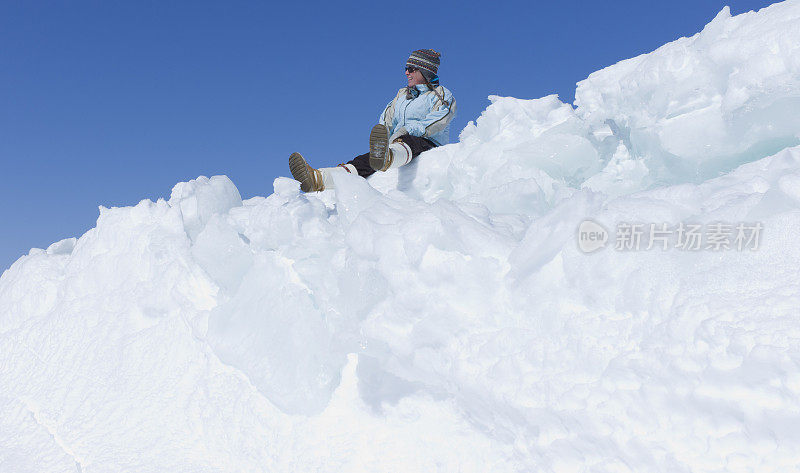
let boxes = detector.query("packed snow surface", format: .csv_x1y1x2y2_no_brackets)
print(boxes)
3,2,800,471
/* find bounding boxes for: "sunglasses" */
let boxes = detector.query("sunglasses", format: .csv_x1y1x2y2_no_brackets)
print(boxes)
405,66,419,73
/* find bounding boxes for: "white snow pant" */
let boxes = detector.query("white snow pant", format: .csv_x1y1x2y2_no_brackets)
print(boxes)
319,164,358,190
384,141,414,170
320,142,412,189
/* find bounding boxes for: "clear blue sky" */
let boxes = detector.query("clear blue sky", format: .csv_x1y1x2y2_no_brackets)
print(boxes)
0,0,777,271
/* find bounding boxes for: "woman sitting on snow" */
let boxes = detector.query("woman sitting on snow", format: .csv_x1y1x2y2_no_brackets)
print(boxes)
289,49,457,192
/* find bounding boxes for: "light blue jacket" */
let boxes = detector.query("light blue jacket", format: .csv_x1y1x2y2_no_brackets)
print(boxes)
379,84,457,146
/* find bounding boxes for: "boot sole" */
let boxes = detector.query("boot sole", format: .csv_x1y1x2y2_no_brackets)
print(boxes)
289,152,313,192
369,124,390,172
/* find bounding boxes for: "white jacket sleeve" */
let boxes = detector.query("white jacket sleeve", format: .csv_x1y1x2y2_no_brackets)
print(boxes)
379,89,405,130
404,87,456,139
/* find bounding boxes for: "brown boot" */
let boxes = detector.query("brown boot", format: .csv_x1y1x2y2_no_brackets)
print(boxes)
369,124,392,172
289,152,324,192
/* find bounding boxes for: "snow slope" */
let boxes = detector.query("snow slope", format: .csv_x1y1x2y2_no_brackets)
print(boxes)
3,2,800,471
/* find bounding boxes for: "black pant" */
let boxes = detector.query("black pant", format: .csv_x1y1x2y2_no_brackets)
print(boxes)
346,134,437,178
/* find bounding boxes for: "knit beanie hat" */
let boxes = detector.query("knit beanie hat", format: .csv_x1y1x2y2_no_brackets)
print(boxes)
407,49,441,76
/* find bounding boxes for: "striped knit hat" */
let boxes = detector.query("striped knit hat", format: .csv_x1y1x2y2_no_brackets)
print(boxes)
407,49,441,75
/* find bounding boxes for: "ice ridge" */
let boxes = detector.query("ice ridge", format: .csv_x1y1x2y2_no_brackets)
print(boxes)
2,2,800,471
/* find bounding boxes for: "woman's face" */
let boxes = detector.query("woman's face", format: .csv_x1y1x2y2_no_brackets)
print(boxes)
405,67,425,87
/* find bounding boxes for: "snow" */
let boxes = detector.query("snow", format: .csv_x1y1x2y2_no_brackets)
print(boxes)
3,2,800,471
